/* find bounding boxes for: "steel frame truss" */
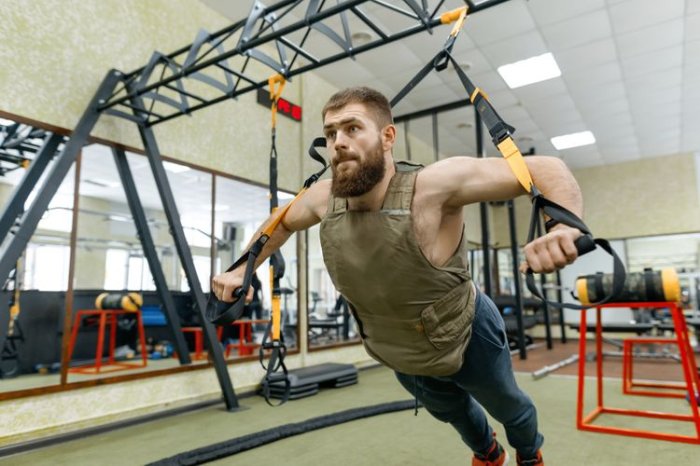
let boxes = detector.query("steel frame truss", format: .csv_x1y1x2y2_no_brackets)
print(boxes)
0,0,512,410
98,0,509,126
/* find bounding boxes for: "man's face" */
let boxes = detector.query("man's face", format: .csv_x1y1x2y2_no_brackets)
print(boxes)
323,103,387,198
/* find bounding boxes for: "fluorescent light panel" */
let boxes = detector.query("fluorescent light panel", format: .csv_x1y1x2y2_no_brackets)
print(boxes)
497,53,561,89
551,131,596,150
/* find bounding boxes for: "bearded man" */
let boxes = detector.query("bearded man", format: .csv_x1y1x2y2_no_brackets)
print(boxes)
213,86,584,466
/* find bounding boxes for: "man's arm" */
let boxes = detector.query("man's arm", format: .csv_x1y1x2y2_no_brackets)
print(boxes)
422,155,583,273
211,180,330,302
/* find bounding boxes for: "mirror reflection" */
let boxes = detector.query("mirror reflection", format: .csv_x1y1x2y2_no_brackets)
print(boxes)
213,176,299,357
626,233,700,313
307,224,359,348
0,115,301,394
0,119,70,390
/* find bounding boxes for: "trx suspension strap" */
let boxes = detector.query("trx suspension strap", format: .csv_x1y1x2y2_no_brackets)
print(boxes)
206,76,329,405
385,6,626,309
260,74,290,406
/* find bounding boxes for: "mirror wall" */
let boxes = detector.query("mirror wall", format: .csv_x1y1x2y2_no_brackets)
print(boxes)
492,232,700,311
0,115,299,396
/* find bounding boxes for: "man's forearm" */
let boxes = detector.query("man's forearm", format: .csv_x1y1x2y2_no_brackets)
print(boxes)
242,215,294,270
527,156,583,218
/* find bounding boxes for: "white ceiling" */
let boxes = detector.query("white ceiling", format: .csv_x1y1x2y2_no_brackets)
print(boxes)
200,0,700,169
4,0,699,230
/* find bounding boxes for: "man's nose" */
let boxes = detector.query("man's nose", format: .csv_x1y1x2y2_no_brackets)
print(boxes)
334,131,349,149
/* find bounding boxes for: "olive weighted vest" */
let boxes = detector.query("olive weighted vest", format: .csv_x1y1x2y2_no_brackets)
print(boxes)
319,162,476,376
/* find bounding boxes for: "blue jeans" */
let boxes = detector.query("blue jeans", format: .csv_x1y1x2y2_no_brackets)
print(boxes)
395,291,544,458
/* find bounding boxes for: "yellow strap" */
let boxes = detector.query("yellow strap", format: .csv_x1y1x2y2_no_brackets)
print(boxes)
260,187,307,238
469,87,489,103
269,277,282,340
440,6,468,29
497,137,534,194
268,74,286,129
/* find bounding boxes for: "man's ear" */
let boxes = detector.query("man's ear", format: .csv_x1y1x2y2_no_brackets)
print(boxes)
382,124,396,150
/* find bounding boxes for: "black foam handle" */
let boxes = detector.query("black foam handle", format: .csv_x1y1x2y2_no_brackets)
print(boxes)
574,234,596,256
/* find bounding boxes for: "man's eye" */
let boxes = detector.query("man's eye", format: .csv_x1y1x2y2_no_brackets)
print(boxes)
325,131,336,139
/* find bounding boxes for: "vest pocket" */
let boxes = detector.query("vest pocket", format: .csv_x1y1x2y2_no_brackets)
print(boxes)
420,281,473,350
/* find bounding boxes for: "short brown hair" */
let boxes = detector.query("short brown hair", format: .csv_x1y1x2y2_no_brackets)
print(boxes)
321,86,393,129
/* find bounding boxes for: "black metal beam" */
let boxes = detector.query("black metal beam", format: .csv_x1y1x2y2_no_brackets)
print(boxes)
535,218,553,350
125,80,239,410
111,147,192,365
507,199,527,360
98,0,510,126
0,133,61,243
556,270,567,343
394,99,471,123
475,108,493,296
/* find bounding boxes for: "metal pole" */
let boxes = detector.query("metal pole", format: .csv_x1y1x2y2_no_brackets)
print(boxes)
431,112,439,162
475,108,492,296
507,199,527,359
557,270,567,343
111,147,191,365
126,88,239,410
535,218,553,349
0,133,62,242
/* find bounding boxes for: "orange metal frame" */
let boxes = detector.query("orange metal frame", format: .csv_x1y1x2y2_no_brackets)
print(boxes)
180,326,224,360
623,337,688,398
67,309,148,374
224,319,267,357
576,301,700,444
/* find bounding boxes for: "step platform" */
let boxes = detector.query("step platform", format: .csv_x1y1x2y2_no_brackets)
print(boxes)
261,362,358,400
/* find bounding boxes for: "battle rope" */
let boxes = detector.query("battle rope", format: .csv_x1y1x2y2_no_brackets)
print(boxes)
146,399,418,466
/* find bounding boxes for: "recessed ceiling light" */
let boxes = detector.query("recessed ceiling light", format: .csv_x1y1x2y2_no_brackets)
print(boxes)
351,31,372,45
497,52,561,89
550,131,596,150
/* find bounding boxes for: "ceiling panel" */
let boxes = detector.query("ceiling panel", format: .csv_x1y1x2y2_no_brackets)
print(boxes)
615,18,684,59
462,0,537,47
478,30,548,67
527,0,605,27
539,9,612,52
195,0,699,171
608,0,684,35
554,38,617,73
687,14,700,42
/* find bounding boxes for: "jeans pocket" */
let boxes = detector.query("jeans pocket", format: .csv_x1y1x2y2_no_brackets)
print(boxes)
471,295,507,350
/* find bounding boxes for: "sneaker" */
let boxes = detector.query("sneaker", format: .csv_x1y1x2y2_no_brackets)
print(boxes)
472,436,509,466
516,450,544,466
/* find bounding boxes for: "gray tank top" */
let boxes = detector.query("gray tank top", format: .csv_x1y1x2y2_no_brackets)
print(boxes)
319,162,476,376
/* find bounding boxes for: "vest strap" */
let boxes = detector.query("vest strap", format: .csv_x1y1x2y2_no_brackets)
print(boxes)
383,169,418,211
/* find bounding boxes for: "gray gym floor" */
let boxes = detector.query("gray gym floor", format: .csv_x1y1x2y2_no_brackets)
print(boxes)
1,364,697,465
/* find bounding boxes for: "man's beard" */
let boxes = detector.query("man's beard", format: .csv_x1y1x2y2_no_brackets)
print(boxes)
331,139,386,198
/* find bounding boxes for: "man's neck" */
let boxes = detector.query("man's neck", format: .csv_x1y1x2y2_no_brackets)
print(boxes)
346,157,396,211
